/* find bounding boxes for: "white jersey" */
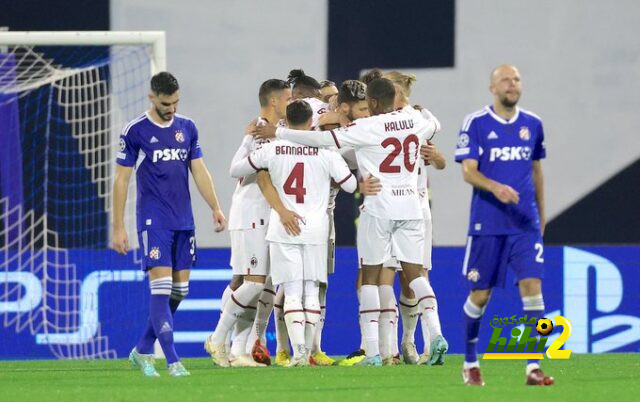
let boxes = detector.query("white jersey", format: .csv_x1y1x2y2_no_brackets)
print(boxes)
302,97,329,129
402,105,441,212
227,117,274,230
277,109,436,220
327,146,358,211
231,139,356,244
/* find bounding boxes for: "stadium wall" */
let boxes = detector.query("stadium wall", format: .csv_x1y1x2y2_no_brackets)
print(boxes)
109,0,640,247
2,246,638,359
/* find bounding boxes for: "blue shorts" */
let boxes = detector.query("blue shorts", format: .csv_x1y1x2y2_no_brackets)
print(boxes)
138,229,196,271
462,232,544,290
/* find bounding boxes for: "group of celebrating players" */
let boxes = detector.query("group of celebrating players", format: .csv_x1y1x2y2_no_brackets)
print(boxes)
113,63,553,386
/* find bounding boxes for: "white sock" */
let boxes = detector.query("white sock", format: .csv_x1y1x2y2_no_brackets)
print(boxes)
409,277,442,341
378,285,396,359
399,294,419,344
390,305,399,356
420,313,431,354
312,284,327,354
245,279,275,354
221,285,234,350
274,286,290,353
283,281,306,358
360,284,380,357
303,280,321,353
211,281,263,344
357,287,366,351
230,309,255,357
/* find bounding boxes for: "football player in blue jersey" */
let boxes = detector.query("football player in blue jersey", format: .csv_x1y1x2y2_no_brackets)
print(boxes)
112,72,226,377
456,65,552,386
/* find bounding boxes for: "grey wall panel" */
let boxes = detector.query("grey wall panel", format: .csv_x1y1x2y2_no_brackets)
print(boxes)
111,0,328,246
409,0,640,245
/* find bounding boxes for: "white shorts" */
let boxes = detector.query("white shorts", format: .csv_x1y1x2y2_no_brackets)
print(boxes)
357,211,424,266
269,242,328,285
327,210,336,275
383,217,433,270
229,228,269,276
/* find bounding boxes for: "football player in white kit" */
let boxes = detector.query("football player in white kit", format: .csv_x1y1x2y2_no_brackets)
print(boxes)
204,79,291,367
232,100,357,366
256,78,439,366
379,71,448,366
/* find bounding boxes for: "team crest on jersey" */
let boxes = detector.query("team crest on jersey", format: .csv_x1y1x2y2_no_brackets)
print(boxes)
467,268,480,283
457,133,470,148
250,256,258,268
119,138,126,151
175,130,185,143
149,247,161,260
519,126,531,141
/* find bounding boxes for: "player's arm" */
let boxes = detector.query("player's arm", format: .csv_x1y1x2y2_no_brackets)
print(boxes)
190,158,226,232
461,159,519,204
256,171,303,236
328,152,357,193
533,160,545,235
112,164,132,255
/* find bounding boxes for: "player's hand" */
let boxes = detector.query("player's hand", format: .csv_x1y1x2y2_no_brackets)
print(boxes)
359,174,382,196
112,227,129,255
278,208,303,236
328,94,338,111
420,141,438,165
245,118,258,135
492,183,520,204
318,111,340,128
213,209,227,232
254,124,277,140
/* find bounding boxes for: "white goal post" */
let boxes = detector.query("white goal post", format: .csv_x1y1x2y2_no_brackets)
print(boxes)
0,31,166,359
0,31,166,73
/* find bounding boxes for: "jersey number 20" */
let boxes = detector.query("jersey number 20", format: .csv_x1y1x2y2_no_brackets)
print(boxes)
284,162,306,203
379,135,419,173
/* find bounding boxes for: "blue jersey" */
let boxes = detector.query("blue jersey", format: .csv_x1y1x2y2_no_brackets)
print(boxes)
116,112,203,231
455,106,545,235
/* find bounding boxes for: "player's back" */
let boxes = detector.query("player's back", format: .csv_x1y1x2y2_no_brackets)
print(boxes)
334,109,435,220
262,140,347,244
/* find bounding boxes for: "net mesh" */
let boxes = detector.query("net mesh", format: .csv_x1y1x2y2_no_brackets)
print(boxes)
0,43,151,358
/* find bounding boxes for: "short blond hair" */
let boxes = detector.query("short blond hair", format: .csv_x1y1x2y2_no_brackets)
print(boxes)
383,71,417,102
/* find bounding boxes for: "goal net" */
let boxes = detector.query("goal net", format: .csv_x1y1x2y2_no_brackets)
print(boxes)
0,31,165,359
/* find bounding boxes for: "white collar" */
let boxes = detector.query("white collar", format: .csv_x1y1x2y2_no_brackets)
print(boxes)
485,105,520,124
145,111,174,128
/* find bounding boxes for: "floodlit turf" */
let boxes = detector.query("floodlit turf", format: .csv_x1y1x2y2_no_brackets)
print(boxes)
0,354,638,401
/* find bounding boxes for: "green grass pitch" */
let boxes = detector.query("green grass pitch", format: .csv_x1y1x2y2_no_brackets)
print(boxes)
0,354,638,401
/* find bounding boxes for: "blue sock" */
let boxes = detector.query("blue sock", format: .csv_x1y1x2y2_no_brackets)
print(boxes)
137,277,180,364
463,296,484,363
136,282,188,355
522,294,545,367
136,297,182,354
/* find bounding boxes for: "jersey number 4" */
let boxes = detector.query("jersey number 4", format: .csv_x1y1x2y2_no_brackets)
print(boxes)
284,162,306,203
379,134,419,173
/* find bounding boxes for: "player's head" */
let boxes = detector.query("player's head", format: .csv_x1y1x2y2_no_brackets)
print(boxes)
490,64,522,108
287,69,321,100
365,78,396,115
285,100,313,130
337,80,369,121
149,72,180,121
319,80,338,103
383,71,416,108
259,79,292,119
360,68,383,85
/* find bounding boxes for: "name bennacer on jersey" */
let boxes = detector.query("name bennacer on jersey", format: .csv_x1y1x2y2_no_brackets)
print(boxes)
275,145,319,156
